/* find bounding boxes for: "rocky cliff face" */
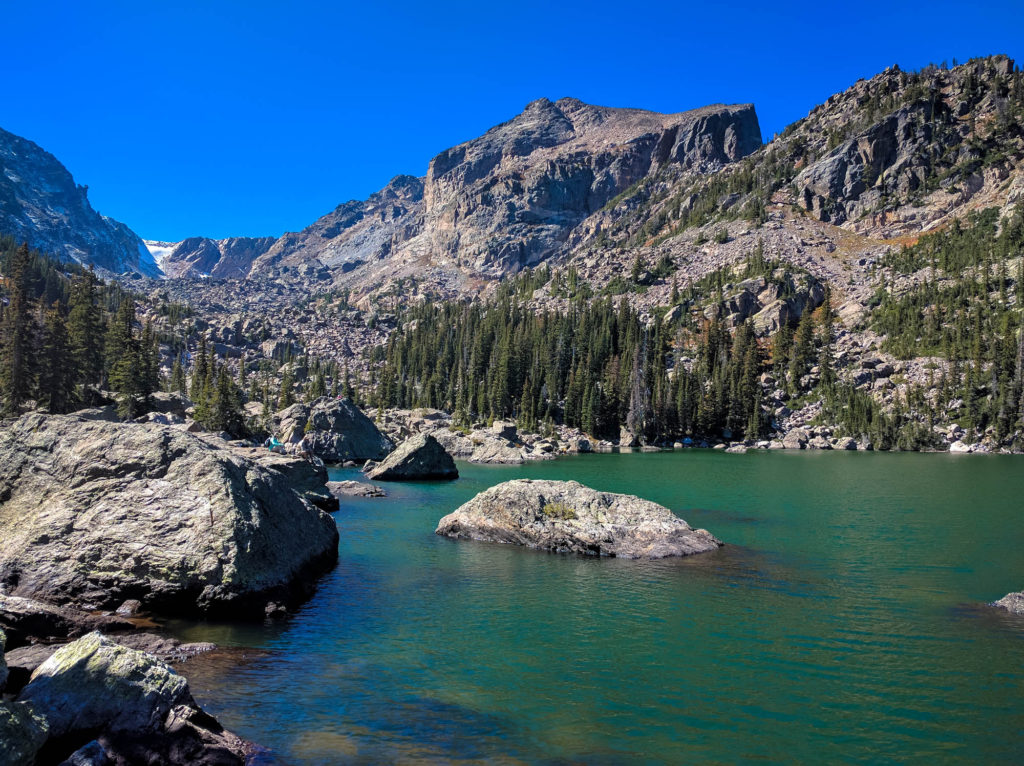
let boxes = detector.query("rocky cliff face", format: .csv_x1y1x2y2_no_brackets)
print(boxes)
0,125,159,276
253,174,425,277
793,56,1024,231
238,98,760,284
420,98,761,274
150,235,276,279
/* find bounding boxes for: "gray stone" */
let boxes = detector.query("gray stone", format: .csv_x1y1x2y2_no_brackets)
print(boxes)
19,632,190,737
782,428,809,449
18,632,249,765
992,591,1024,615
0,594,136,649
0,700,48,766
436,479,721,559
367,433,458,481
326,480,387,498
276,397,393,463
0,414,339,618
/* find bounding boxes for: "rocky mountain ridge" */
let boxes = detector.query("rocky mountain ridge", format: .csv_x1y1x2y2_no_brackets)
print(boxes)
156,98,761,284
0,125,159,276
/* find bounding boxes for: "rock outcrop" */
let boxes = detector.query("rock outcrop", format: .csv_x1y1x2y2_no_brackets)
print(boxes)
0,414,339,617
992,590,1024,615
366,433,458,481
276,397,394,463
436,479,720,558
0,124,159,276
17,632,250,765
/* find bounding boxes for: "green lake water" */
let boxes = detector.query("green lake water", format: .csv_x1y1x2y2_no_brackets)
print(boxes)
172,451,1024,764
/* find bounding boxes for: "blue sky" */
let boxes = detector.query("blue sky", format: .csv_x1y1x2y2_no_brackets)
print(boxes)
1,1,1020,241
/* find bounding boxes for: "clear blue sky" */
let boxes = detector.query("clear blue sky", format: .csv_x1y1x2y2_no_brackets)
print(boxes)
1,1,1019,241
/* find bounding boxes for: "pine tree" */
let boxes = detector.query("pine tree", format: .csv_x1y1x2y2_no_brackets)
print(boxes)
0,244,36,414
278,367,295,410
170,355,186,394
67,266,103,400
38,302,76,413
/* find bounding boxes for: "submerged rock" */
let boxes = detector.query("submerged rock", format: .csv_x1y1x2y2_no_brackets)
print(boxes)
367,433,458,481
436,479,721,559
992,590,1024,615
0,414,339,618
326,480,387,498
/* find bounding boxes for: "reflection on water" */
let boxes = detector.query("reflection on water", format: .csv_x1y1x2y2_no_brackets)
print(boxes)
169,451,1024,764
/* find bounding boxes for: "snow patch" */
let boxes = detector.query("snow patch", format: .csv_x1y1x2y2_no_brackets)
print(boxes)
144,240,179,277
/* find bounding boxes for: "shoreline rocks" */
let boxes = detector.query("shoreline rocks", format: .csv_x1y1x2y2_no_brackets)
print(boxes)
366,433,458,481
436,479,721,559
0,413,339,619
12,631,251,765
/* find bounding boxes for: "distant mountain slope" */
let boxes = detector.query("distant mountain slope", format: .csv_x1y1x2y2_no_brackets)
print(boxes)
149,236,276,279
0,125,159,276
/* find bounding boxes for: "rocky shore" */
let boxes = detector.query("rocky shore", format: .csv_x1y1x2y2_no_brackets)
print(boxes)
2,630,252,765
436,479,721,559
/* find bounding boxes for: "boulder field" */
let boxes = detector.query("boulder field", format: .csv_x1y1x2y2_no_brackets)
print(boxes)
436,479,721,559
0,413,339,618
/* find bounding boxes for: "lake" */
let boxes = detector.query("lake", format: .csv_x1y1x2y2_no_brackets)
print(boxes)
171,451,1024,764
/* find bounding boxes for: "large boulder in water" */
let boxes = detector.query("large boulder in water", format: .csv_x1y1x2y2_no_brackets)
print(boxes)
18,631,250,765
0,413,339,618
992,590,1024,615
366,433,458,481
436,479,721,558
276,397,394,463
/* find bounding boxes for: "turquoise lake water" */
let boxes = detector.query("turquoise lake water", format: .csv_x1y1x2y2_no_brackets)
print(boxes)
173,451,1024,764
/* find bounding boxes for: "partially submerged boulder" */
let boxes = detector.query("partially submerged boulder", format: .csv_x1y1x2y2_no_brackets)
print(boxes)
18,632,250,765
0,414,339,618
326,480,387,498
366,433,458,481
992,590,1024,615
436,479,721,559
276,397,394,463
